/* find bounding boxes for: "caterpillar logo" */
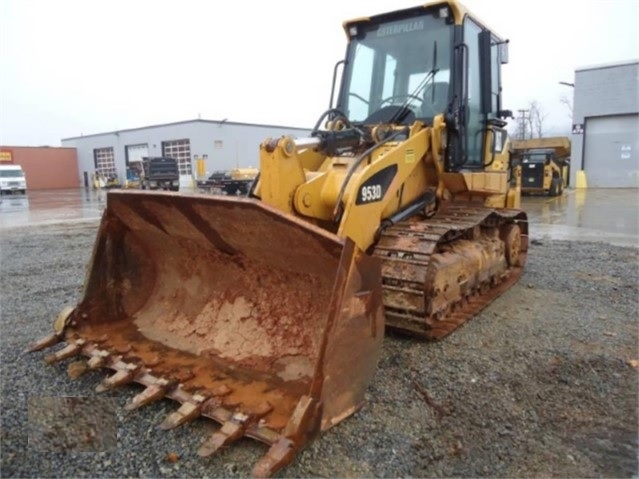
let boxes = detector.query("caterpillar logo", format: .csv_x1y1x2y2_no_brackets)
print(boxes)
377,20,425,37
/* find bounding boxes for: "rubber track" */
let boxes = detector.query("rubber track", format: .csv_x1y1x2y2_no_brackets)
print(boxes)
373,204,529,339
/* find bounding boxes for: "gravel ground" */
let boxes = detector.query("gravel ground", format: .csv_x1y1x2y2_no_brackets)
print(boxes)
28,396,118,452
1,221,637,478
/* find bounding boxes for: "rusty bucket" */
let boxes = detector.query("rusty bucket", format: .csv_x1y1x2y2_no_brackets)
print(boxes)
29,190,384,476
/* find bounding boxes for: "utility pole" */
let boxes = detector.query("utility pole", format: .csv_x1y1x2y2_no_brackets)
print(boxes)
517,109,530,139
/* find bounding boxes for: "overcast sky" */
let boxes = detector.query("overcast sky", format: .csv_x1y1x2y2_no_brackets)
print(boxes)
1,0,638,146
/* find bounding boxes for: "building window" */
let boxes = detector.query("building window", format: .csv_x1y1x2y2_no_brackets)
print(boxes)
214,140,223,149
93,147,116,176
161,139,192,175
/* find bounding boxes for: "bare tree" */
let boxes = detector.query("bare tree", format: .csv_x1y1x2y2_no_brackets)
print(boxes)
559,94,573,117
528,101,548,138
510,101,549,139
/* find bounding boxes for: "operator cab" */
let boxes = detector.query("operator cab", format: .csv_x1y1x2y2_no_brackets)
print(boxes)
336,1,510,171
338,7,452,126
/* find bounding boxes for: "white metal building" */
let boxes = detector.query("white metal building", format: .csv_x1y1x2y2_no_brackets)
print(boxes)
570,60,639,188
61,119,312,188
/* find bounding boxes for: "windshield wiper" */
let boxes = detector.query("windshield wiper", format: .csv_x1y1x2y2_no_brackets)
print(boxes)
388,41,440,125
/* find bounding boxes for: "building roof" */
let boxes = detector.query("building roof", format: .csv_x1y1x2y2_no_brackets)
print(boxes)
0,145,77,150
575,59,639,73
61,118,312,141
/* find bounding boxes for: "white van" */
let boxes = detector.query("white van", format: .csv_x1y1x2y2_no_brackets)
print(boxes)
0,165,27,195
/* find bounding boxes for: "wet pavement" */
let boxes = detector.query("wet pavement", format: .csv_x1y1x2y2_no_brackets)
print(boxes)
0,189,108,228
0,188,637,247
523,188,638,248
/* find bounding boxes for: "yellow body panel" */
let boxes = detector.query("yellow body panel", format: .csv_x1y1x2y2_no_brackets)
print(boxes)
256,116,518,251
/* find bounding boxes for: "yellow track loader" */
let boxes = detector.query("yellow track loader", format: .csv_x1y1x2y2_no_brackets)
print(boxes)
30,1,528,476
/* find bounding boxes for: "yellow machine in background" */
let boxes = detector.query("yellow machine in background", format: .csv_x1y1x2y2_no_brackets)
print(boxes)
91,172,121,190
510,137,571,196
229,166,259,181
124,160,143,189
31,1,528,476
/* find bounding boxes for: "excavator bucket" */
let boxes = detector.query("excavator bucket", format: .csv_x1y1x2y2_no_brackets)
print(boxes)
29,190,385,477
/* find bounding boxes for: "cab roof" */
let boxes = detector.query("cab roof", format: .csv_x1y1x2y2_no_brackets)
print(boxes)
343,0,503,40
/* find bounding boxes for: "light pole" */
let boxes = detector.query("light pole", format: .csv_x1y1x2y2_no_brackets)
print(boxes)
558,80,586,189
517,109,530,140
558,80,575,117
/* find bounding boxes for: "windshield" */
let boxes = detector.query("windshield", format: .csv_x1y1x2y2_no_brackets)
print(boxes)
525,153,552,161
338,12,453,123
0,169,24,178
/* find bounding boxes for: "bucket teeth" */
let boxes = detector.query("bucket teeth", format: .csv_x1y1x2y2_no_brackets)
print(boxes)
44,340,84,365
26,333,61,353
87,350,110,370
67,360,89,379
253,396,319,477
124,378,174,411
198,401,274,458
197,412,250,457
160,395,207,430
95,363,140,393
252,438,296,479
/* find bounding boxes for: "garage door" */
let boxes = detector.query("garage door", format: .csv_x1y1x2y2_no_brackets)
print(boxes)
93,147,116,176
584,114,639,187
161,139,192,188
126,144,148,164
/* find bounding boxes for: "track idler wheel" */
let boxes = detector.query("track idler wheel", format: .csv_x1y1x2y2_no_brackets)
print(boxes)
501,223,522,267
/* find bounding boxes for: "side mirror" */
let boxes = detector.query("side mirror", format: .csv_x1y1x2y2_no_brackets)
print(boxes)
498,109,513,119
329,59,346,110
